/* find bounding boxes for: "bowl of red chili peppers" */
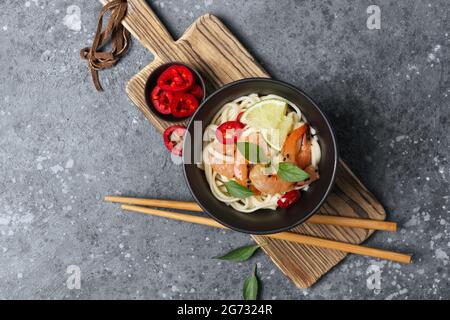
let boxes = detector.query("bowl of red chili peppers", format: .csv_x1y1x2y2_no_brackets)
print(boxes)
145,63,206,121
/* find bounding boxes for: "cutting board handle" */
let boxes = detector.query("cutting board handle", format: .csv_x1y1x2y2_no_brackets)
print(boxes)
100,0,176,58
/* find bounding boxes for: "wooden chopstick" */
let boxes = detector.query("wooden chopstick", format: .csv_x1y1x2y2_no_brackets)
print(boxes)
120,204,412,264
104,196,397,232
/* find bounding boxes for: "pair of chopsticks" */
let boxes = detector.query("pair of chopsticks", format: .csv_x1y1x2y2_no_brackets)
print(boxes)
105,196,412,264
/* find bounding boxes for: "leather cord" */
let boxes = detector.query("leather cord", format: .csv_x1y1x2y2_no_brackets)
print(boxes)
80,0,130,91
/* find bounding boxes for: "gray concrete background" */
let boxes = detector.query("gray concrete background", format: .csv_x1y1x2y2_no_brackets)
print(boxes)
0,0,449,299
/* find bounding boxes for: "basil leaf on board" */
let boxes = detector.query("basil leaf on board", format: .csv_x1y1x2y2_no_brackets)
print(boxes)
277,162,310,182
236,142,268,163
243,265,259,300
213,244,260,262
224,180,254,198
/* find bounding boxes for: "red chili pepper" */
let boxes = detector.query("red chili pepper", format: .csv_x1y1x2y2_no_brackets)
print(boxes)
151,85,162,101
151,86,173,114
170,93,199,118
163,125,187,156
277,190,301,208
216,120,246,144
189,84,203,99
157,65,194,92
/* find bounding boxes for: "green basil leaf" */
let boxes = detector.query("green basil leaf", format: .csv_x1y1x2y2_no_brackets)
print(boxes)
213,244,260,262
224,180,254,198
236,142,268,163
243,265,259,300
277,162,310,182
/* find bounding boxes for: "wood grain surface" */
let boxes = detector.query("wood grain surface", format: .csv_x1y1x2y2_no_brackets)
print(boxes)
115,0,386,288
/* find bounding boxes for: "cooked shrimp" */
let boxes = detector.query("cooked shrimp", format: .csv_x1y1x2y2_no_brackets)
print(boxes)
281,124,311,169
209,141,248,183
210,142,235,178
249,164,293,195
249,184,261,195
211,162,234,179
296,129,311,169
234,149,248,186
297,165,320,187
232,131,267,186
282,124,307,163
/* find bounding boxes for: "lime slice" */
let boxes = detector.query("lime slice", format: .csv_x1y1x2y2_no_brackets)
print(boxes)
260,115,294,151
240,99,287,129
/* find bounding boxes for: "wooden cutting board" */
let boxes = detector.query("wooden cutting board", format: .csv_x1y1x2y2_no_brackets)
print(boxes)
113,0,386,288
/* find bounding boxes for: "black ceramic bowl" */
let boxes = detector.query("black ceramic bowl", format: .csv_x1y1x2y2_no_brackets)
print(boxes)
183,78,338,234
144,62,206,122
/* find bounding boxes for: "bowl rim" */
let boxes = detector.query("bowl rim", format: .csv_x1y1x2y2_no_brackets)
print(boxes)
144,62,206,122
182,77,339,234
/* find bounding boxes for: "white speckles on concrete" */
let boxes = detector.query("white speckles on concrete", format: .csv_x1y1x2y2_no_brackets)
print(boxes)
50,164,64,174
404,215,419,227
395,135,407,142
65,159,74,169
433,233,443,240
385,288,408,300
407,64,420,74
435,248,449,265
63,5,81,32
18,212,34,224
0,211,34,229
40,49,54,62
427,44,442,63
0,216,11,226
